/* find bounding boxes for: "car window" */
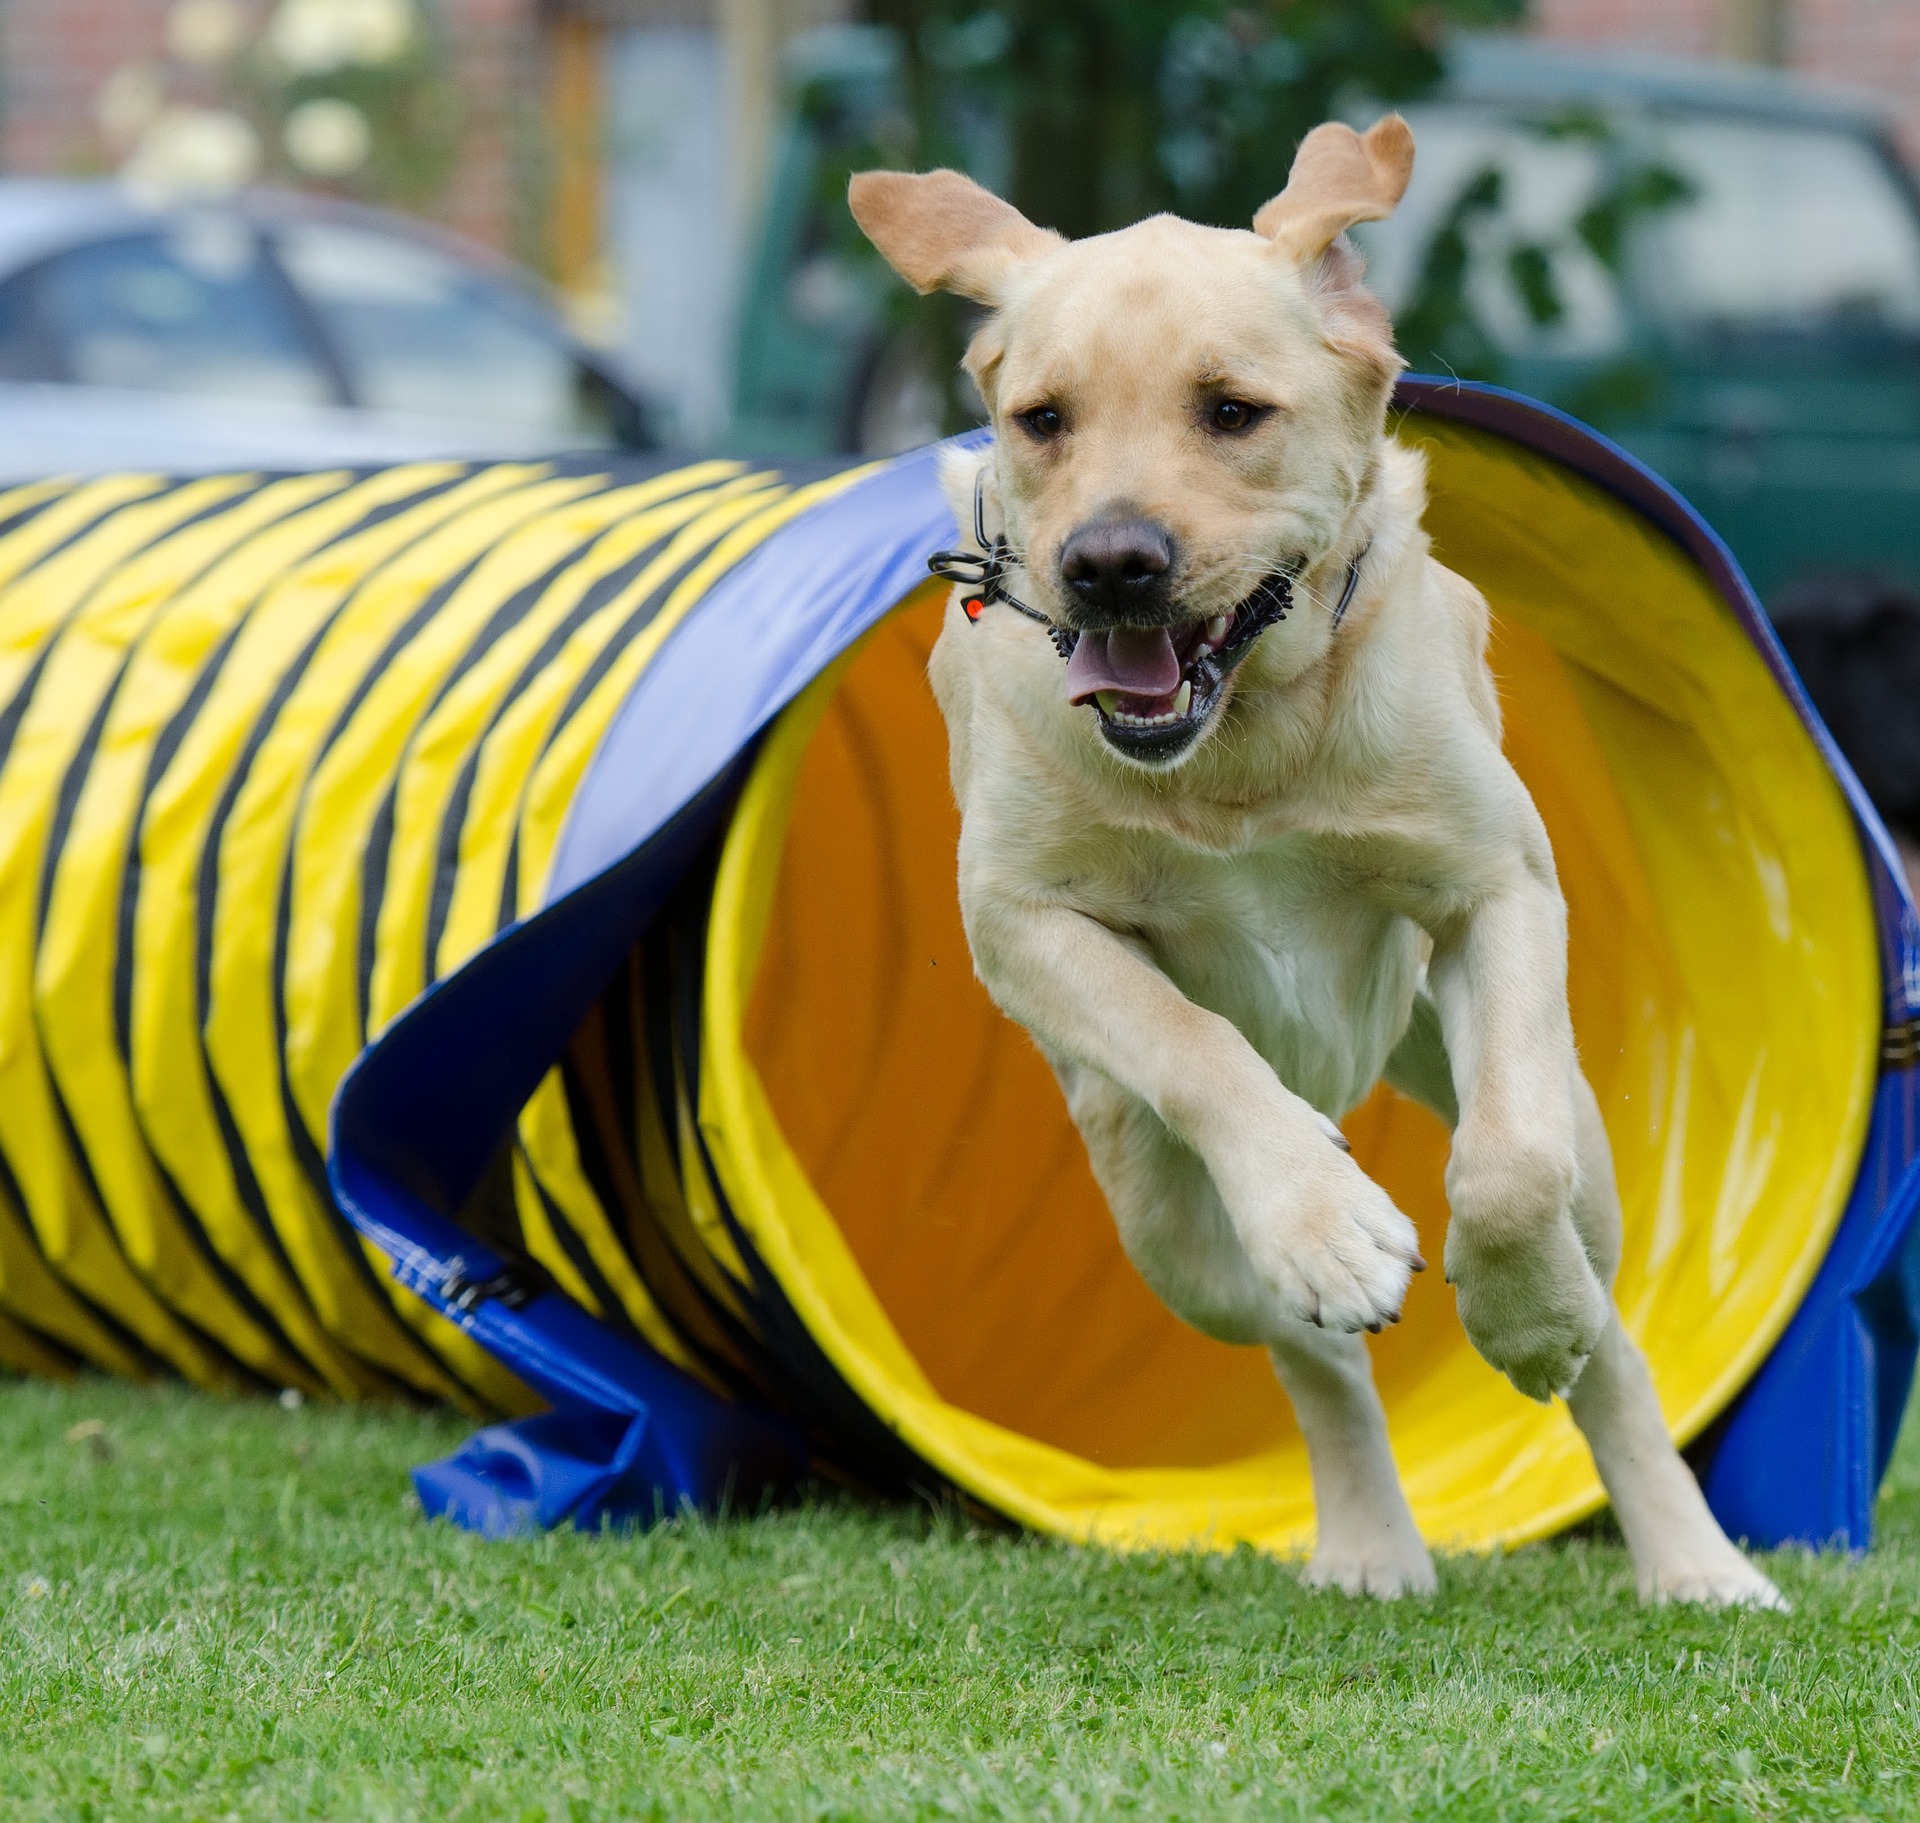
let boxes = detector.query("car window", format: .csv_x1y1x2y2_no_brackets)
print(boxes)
29,219,332,403
274,221,614,438
1643,119,1920,337
1351,105,1626,360
0,266,60,382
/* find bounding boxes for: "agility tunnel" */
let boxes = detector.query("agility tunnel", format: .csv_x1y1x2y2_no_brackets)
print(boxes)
0,377,1914,1554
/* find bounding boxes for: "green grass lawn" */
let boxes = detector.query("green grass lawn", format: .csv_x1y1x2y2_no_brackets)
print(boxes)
1,1378,1916,1821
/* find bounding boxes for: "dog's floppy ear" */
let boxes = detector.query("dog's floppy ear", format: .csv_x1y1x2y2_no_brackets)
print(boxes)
1253,116,1414,262
848,169,1063,305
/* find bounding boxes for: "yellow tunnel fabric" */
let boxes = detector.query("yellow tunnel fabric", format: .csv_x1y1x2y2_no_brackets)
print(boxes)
0,455,847,1402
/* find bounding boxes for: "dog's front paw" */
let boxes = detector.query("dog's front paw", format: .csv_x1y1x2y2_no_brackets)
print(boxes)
1443,1133,1607,1400
1446,1209,1607,1400
1238,1151,1423,1334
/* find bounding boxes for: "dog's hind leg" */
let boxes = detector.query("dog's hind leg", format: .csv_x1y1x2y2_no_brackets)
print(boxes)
1268,1318,1436,1598
1560,1070,1787,1610
1059,1061,1433,1599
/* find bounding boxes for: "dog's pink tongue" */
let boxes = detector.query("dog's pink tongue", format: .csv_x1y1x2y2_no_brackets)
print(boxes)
1064,626,1180,706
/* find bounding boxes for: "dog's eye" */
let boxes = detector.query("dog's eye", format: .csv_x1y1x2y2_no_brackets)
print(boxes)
1018,405,1064,441
1208,399,1262,434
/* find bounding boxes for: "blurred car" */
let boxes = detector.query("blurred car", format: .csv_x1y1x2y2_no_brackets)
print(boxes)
0,181,654,480
735,31,1920,605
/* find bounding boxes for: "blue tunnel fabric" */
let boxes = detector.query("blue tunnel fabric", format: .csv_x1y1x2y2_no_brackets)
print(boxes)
327,384,1920,1547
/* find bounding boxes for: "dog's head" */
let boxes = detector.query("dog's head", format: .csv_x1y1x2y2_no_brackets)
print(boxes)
850,116,1413,767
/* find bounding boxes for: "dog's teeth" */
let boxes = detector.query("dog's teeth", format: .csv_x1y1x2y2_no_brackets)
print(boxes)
1096,690,1121,716
1172,680,1192,716
1204,616,1229,643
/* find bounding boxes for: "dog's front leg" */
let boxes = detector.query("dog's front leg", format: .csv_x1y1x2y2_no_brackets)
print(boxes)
1426,860,1610,1402
966,894,1422,1333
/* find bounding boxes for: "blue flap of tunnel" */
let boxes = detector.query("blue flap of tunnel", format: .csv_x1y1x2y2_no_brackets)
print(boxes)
329,385,1920,1548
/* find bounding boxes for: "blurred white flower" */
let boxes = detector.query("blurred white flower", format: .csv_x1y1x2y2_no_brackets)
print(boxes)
122,106,262,200
350,0,417,63
96,65,167,151
267,0,414,74
268,0,348,73
166,0,248,66
20,1575,49,1599
283,96,372,176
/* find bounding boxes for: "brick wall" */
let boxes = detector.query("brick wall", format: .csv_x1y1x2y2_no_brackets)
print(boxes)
1793,0,1920,160
432,0,544,254
1534,0,1920,164
2,0,176,177
1532,0,1719,58
0,0,544,252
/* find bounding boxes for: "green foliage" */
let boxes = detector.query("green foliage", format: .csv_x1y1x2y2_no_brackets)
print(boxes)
2,1375,1919,1820
821,10,1703,436
866,0,1522,238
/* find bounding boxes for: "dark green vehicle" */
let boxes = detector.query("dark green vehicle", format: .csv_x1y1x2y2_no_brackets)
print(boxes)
733,31,1920,606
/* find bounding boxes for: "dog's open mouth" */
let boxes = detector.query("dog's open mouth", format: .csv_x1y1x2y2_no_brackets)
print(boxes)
1062,578,1290,761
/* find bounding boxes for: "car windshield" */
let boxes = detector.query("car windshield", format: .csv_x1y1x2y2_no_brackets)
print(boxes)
273,221,611,436
1357,103,1920,355
9,219,331,403
1643,116,1920,337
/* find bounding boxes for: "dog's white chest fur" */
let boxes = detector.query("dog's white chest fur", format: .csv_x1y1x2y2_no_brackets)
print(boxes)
1062,828,1423,1120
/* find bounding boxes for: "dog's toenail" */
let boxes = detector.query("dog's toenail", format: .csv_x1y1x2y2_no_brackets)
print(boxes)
1412,1254,1428,1272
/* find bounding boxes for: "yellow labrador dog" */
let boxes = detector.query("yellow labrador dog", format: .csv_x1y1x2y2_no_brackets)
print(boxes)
849,116,1784,1608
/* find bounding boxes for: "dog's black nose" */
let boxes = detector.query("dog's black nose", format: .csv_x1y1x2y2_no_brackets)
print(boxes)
1059,519,1174,622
